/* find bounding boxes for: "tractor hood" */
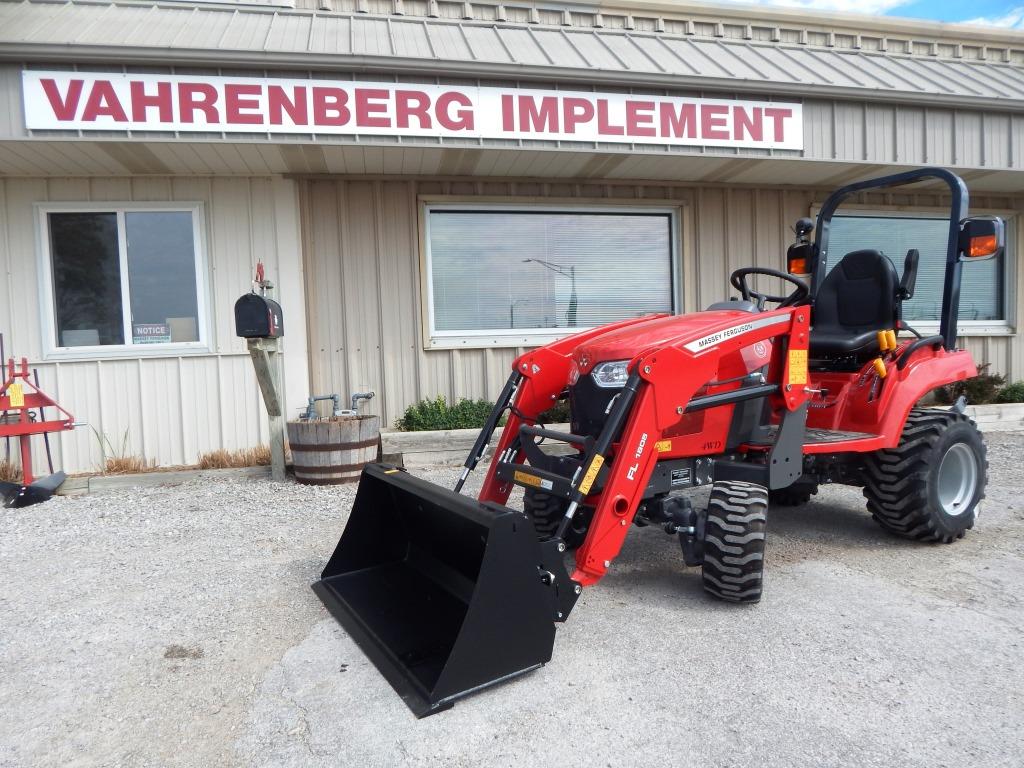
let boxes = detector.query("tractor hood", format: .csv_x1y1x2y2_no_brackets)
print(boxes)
572,310,763,374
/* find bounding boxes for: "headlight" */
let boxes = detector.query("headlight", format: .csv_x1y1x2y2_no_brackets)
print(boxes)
592,360,630,388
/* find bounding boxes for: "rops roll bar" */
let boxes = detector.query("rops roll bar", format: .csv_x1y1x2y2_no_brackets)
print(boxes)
810,167,970,351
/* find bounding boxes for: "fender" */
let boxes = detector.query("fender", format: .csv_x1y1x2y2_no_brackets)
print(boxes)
810,346,977,454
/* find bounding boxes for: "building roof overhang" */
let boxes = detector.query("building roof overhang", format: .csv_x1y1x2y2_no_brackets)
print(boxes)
0,137,1022,194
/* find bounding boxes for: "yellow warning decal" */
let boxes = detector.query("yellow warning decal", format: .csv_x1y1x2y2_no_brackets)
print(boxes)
578,455,605,495
655,440,673,453
787,349,808,386
514,470,544,489
7,383,24,408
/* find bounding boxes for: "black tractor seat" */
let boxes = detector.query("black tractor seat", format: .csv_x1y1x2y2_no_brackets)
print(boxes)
810,248,909,361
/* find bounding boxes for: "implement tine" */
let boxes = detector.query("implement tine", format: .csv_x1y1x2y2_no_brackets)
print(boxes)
33,368,54,475
1,332,8,464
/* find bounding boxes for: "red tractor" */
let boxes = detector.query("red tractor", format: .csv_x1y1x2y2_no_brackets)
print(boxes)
313,168,1003,716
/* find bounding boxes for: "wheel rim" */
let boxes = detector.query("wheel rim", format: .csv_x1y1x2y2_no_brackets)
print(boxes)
936,442,979,516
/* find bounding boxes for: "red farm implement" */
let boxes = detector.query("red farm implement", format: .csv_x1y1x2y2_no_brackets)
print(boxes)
1,338,77,508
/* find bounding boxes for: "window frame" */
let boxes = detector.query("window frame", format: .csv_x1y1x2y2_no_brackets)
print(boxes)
419,199,682,350
809,203,1017,337
36,201,211,360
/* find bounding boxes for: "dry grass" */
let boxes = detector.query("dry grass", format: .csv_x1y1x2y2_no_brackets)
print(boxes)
0,458,20,483
91,429,155,475
196,446,271,470
103,456,155,475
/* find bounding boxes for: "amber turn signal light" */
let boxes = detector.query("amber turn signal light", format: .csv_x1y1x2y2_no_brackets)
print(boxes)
959,216,1004,261
787,256,807,275
968,234,999,258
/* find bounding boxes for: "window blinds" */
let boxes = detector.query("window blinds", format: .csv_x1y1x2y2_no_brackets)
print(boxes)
428,210,674,334
826,214,1003,322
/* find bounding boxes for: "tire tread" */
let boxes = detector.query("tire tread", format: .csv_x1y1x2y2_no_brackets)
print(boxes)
702,480,769,604
862,408,987,543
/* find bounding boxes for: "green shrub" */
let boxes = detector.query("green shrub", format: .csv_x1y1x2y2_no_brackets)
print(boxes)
394,395,498,431
996,381,1024,404
933,364,1005,406
537,399,571,424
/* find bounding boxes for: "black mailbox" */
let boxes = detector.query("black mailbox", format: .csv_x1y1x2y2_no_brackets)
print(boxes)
235,293,284,338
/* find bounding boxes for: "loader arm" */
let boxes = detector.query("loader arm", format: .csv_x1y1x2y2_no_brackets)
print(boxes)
572,307,810,585
477,314,670,504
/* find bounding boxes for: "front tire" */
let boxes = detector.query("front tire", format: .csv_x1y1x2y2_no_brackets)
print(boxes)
702,480,769,603
863,409,987,543
523,489,590,549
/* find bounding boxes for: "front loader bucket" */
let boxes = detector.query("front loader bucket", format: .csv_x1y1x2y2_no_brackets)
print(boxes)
312,464,556,717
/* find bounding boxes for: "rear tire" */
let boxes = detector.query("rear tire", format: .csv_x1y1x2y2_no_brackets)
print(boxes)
863,409,987,543
702,480,768,604
523,489,589,549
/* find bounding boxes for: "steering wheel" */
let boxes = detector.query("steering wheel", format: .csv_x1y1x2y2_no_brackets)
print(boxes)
730,267,809,310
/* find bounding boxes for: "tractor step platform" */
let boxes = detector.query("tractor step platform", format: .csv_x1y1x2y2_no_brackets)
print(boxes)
751,427,876,446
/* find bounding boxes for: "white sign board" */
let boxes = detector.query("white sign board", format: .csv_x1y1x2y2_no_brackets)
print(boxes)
132,322,171,344
22,71,803,150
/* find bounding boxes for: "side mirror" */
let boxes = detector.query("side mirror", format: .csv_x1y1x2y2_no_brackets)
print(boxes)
793,217,814,239
959,216,1005,262
787,218,816,279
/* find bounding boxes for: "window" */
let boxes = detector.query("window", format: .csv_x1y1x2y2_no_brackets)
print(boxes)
40,205,207,355
424,205,677,347
825,212,1010,328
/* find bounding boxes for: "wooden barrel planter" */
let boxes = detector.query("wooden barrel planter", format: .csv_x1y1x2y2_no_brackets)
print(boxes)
286,415,381,485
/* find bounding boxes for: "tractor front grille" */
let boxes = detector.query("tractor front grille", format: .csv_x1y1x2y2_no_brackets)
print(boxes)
568,375,617,438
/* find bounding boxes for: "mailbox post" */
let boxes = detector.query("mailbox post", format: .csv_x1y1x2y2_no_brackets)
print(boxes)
235,269,287,482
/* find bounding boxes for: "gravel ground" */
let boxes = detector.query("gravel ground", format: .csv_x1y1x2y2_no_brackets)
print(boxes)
2,433,1024,767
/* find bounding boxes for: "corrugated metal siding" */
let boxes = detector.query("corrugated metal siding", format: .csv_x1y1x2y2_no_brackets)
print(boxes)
302,177,1024,429
797,100,1024,168
3,172,1019,472
0,175,308,474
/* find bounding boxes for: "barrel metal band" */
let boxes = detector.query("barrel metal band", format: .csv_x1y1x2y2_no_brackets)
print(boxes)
289,437,379,452
294,475,361,485
293,461,371,473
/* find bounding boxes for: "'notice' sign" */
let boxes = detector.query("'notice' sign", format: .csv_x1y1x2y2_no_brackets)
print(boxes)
23,71,803,150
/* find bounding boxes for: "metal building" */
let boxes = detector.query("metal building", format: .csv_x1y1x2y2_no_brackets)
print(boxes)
0,0,1022,473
